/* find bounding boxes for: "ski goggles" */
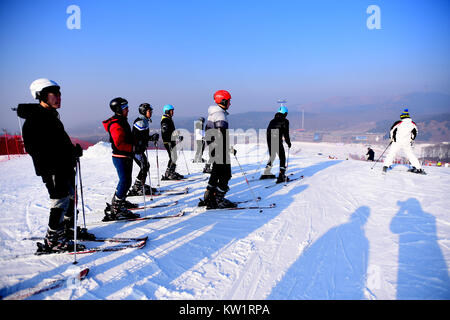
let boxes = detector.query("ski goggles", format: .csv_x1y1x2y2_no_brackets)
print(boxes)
121,104,129,110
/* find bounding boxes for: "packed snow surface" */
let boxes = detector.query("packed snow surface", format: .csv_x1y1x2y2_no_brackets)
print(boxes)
0,141,449,300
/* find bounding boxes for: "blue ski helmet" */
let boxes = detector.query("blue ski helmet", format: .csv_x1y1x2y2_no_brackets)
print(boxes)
278,106,288,115
163,104,174,114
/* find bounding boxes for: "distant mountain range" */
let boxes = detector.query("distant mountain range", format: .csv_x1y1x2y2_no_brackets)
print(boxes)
67,92,450,143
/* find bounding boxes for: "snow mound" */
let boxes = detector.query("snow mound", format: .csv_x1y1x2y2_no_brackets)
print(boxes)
83,141,111,159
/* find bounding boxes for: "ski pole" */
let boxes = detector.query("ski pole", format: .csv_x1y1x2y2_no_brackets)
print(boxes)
371,141,392,170
233,153,262,213
144,149,154,201
285,146,290,186
73,159,79,265
154,141,161,190
76,159,86,229
180,145,191,176
139,156,148,210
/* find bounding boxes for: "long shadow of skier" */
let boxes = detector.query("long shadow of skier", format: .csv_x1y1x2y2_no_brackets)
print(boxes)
268,206,370,299
390,198,450,299
75,159,341,299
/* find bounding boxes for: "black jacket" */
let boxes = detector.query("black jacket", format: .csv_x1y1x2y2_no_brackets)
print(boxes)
266,113,291,147
161,114,176,145
17,103,77,176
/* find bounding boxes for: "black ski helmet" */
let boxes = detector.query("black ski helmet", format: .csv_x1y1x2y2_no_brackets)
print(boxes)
110,97,128,114
139,103,153,116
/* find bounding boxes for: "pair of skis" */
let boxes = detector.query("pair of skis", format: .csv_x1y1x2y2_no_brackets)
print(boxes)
3,268,90,300
264,175,304,189
22,236,149,256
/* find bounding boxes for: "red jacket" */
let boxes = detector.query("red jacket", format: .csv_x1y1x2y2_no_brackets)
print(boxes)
103,115,134,157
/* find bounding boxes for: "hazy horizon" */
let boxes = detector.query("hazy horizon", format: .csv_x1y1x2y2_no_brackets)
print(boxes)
1,0,449,133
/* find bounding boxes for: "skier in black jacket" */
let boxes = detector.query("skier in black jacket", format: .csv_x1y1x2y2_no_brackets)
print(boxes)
17,78,91,254
160,104,184,180
366,147,375,161
260,106,292,183
128,103,159,196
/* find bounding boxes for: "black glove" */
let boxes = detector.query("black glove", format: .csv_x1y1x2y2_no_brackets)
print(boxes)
287,142,292,149
178,135,184,142
74,143,83,158
149,133,159,142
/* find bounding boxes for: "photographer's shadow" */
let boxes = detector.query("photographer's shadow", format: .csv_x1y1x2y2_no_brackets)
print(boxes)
269,206,370,299
390,198,450,299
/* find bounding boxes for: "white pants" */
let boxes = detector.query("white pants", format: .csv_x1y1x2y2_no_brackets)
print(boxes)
384,142,421,169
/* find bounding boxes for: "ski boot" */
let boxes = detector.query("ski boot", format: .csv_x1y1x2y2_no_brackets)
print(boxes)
216,188,237,209
170,164,184,179
276,169,289,184
200,185,218,209
382,166,388,173
103,194,140,221
408,167,427,175
127,180,158,196
162,164,184,180
260,165,276,180
63,199,96,241
36,229,86,255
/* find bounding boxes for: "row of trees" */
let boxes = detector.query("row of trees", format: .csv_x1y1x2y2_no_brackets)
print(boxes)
420,143,450,162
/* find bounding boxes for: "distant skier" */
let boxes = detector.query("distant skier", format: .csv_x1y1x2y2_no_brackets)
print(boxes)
382,109,426,174
260,106,292,183
102,97,140,221
366,147,375,161
161,104,184,180
17,78,91,254
201,90,237,209
127,103,159,196
193,117,206,163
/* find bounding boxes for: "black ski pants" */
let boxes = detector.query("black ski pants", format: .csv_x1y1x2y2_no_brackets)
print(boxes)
208,163,232,193
267,138,286,169
133,152,150,183
41,169,75,232
164,141,178,169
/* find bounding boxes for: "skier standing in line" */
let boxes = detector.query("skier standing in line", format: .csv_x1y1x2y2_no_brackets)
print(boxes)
382,109,426,174
201,90,237,209
193,117,206,163
160,104,184,180
259,106,292,183
17,78,91,253
127,103,159,196
366,147,375,161
102,97,140,221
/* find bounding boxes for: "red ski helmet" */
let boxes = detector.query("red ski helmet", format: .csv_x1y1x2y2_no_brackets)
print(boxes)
213,90,231,106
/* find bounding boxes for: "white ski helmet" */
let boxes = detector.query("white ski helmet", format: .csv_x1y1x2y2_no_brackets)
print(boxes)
29,78,60,100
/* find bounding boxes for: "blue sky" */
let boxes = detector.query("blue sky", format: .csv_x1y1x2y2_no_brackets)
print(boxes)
0,0,449,132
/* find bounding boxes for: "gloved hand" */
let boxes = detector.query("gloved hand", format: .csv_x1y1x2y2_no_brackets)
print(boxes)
74,143,83,158
230,147,237,156
149,133,159,142
287,142,292,149
178,135,184,142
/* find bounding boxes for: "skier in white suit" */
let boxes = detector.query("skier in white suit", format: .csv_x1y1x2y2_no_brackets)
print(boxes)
383,109,426,174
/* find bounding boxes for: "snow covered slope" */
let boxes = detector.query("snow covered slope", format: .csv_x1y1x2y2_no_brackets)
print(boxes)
0,142,449,300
